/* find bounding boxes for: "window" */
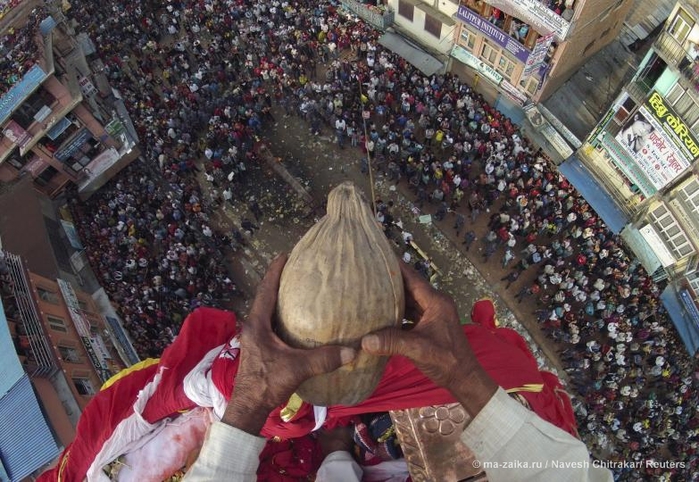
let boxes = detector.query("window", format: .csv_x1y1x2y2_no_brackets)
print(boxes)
77,298,90,311
669,8,693,43
47,315,68,333
678,178,699,222
497,55,516,79
649,204,696,259
11,88,56,128
481,43,498,65
460,29,476,50
58,345,82,363
37,287,60,304
614,96,636,123
668,86,699,128
424,14,442,38
398,0,414,21
72,376,95,396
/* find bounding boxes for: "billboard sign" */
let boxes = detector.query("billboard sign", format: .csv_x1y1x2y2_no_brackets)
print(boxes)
616,107,690,191
456,7,530,63
3,120,32,147
600,134,657,197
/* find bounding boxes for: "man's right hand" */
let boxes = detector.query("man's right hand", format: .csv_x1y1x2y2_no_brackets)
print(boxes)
361,263,498,416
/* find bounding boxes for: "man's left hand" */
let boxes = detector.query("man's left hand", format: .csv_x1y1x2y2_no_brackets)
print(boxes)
222,254,356,435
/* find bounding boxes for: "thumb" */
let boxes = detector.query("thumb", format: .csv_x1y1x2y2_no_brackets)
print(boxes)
303,345,356,377
362,327,422,358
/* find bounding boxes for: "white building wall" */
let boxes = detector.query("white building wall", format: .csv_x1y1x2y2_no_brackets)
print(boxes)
388,0,457,56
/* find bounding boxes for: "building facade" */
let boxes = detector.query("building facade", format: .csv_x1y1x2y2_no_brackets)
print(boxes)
572,1,699,353
0,0,139,198
388,0,460,59
448,0,634,107
0,250,125,480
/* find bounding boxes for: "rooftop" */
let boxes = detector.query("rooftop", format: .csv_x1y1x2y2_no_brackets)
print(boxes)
0,3,49,97
543,38,642,141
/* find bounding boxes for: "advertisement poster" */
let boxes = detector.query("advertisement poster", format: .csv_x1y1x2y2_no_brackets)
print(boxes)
615,107,690,191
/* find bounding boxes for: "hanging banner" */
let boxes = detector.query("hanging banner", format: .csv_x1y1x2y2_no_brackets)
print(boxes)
616,107,690,191
522,32,554,78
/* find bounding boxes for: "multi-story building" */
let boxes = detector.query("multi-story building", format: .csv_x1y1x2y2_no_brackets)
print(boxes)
0,249,125,480
0,0,139,199
386,0,460,60
571,0,699,354
448,0,634,108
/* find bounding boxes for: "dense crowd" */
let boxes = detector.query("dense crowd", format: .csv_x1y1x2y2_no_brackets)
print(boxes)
62,0,697,479
0,4,46,95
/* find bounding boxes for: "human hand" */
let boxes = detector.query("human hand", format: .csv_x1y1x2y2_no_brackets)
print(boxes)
361,262,497,416
222,254,356,435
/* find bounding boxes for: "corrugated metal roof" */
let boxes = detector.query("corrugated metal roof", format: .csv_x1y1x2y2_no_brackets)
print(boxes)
0,375,61,482
378,32,444,77
0,298,24,399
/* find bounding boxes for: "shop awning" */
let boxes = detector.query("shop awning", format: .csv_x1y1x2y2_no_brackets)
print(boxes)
558,157,629,234
620,226,664,276
378,32,443,77
660,287,699,355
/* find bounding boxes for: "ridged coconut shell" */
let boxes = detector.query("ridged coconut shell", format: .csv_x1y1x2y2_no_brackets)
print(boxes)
277,182,405,406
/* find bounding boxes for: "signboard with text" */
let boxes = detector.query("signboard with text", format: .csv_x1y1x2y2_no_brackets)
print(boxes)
54,127,94,162
523,32,553,78
600,134,656,197
451,45,503,85
615,106,690,191
646,91,699,163
456,7,530,63
0,65,48,125
485,0,571,41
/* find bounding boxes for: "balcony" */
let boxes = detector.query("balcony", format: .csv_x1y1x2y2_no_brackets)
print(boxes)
341,0,395,29
654,30,699,94
0,251,57,378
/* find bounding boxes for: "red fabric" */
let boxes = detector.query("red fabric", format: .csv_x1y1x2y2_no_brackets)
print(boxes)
37,362,159,482
42,305,577,482
142,308,238,422
38,308,238,482
257,436,324,481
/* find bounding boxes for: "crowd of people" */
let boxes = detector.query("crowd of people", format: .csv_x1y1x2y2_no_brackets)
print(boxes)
0,4,47,95
61,0,697,478
69,167,240,357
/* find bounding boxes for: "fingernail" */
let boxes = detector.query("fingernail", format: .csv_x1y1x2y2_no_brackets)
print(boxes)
340,347,356,364
363,334,379,352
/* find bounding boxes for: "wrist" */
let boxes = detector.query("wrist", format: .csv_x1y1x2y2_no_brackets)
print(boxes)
222,394,275,435
448,364,498,418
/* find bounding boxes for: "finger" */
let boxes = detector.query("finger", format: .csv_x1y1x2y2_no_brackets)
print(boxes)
302,345,356,377
249,253,288,325
399,261,435,308
362,327,424,359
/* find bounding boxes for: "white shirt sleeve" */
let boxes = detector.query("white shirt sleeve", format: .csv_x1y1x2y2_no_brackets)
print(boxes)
182,421,266,482
316,451,363,481
461,388,614,482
